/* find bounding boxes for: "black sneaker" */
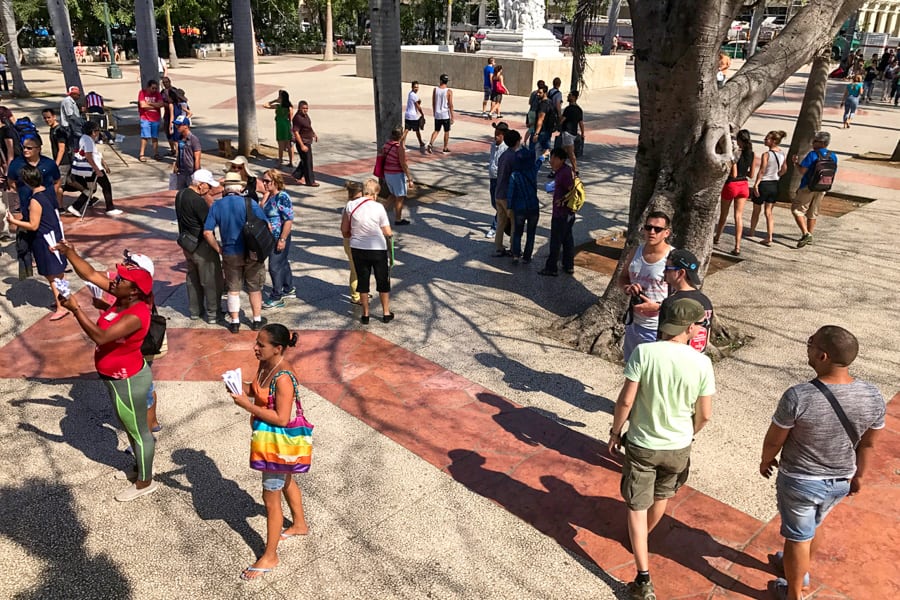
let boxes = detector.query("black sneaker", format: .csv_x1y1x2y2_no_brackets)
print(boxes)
228,322,240,334
250,317,267,331
627,580,656,600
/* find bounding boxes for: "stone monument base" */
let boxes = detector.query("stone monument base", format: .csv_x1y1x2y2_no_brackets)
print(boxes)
477,28,563,58
355,47,626,99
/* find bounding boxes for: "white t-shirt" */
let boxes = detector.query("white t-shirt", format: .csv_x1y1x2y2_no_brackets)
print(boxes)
0,54,7,70
404,91,420,120
346,197,389,250
71,134,103,177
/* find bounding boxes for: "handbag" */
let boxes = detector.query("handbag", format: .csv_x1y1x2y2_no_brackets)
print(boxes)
242,196,275,262
373,143,396,178
250,370,314,473
177,230,201,253
141,304,168,359
809,379,860,448
418,115,426,129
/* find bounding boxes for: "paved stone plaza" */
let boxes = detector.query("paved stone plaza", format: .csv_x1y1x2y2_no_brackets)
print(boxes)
0,55,897,599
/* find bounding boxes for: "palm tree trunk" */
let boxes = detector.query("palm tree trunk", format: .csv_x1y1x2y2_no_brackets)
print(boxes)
165,4,179,69
0,0,28,95
602,0,623,56
134,0,160,87
324,0,334,61
368,0,402,146
747,0,766,58
46,0,81,91
232,0,258,156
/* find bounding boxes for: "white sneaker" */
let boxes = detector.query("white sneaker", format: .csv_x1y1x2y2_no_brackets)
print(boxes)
66,205,82,218
485,228,495,238
106,209,123,216
115,480,159,502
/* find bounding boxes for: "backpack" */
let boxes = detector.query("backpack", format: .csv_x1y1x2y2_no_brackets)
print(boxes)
242,196,275,262
11,117,42,155
807,149,837,192
140,303,168,359
563,175,586,212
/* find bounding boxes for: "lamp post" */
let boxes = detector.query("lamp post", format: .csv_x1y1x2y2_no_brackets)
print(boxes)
103,1,122,78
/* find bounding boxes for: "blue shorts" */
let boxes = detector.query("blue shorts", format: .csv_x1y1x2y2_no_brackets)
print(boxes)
140,120,160,139
623,323,657,362
147,381,156,408
384,172,407,197
776,473,850,542
262,471,289,492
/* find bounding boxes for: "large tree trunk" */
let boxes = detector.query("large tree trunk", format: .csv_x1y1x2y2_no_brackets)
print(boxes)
324,0,334,61
747,0,766,58
779,46,832,202
556,0,865,357
134,0,160,87
46,0,81,91
232,0,258,156
369,0,402,147
0,0,28,96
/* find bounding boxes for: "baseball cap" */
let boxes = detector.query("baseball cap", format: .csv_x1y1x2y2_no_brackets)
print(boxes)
492,121,509,131
192,168,218,187
116,263,153,295
68,86,81,94
123,250,155,276
440,74,449,84
668,249,701,287
659,298,705,337
174,115,191,127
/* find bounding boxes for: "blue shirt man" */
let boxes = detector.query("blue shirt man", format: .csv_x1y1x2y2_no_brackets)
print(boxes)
482,57,495,116
791,131,837,248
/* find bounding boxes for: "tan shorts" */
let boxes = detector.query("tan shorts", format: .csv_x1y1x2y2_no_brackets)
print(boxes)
222,253,266,293
792,187,825,219
620,440,692,511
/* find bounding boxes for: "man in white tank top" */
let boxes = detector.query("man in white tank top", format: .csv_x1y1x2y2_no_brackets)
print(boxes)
617,211,672,361
427,74,455,154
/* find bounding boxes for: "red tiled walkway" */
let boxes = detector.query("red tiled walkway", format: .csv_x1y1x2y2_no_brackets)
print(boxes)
2,323,896,598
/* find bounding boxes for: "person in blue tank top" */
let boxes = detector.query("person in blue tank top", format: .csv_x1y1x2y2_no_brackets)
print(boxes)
482,57,495,117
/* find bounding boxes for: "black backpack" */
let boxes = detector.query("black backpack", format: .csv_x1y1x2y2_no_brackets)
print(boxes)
807,149,837,192
242,196,275,262
8,117,42,156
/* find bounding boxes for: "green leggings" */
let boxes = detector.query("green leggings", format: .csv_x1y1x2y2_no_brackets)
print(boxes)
102,362,155,481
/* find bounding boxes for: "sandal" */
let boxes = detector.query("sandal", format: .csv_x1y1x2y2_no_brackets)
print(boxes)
153,153,161,161
49,310,70,322
761,239,772,247
138,156,147,163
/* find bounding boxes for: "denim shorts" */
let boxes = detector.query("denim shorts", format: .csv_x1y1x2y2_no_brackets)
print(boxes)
384,172,407,197
262,472,289,492
776,473,850,542
140,119,160,139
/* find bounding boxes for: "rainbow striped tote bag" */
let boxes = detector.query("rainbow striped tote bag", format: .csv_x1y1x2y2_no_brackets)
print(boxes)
250,370,314,473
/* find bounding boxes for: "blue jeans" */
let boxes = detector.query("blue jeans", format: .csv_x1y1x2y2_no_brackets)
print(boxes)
489,178,498,230
776,473,850,542
511,209,539,260
267,235,293,299
544,214,575,273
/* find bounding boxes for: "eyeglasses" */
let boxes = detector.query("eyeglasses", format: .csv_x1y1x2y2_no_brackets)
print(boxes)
643,225,667,233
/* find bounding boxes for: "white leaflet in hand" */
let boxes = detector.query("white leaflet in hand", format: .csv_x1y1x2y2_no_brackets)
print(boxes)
85,282,104,298
221,368,242,395
43,231,61,261
55,279,71,299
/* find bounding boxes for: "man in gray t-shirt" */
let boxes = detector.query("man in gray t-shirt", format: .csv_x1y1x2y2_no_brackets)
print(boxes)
759,326,885,600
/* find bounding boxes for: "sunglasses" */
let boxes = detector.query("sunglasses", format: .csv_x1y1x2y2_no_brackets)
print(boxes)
664,265,682,271
643,225,667,233
230,165,243,170
23,145,38,150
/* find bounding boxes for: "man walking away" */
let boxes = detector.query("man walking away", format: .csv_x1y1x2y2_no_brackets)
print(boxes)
760,326,884,600
558,90,585,174
482,58,495,117
427,74,454,154
791,131,837,248
609,298,715,600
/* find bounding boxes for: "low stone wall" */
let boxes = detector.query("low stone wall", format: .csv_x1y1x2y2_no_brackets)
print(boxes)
21,48,59,65
356,47,626,98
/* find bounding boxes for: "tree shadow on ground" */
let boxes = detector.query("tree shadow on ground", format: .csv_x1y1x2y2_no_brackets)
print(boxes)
475,354,613,414
446,449,771,598
0,479,133,599
155,448,267,558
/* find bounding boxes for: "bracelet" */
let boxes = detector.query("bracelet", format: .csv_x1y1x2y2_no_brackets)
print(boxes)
609,428,620,437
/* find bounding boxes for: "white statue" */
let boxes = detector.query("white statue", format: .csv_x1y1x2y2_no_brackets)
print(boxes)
498,0,544,31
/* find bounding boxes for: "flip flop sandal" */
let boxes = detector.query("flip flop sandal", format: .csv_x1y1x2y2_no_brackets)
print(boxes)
240,566,273,580
138,156,147,162
49,311,70,321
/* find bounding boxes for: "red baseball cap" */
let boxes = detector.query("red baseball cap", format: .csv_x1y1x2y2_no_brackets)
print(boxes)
116,263,153,295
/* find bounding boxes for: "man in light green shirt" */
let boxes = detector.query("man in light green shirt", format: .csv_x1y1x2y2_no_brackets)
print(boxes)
608,297,715,600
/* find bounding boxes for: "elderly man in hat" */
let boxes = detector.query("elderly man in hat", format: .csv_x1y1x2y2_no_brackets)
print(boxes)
176,168,223,323
202,171,268,333
608,297,716,600
59,86,84,149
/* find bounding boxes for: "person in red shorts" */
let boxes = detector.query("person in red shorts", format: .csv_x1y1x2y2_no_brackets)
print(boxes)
714,129,754,256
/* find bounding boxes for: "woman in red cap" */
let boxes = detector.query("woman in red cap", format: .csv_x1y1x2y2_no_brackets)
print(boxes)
54,240,159,502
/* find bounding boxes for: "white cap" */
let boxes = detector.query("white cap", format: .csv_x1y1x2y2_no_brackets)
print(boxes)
192,168,218,187
125,252,155,276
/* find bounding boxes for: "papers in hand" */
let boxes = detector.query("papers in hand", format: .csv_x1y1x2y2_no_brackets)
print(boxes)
222,368,242,395
55,279,71,299
85,282,105,299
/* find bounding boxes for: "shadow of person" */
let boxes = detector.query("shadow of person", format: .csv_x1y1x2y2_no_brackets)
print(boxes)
0,479,132,599
447,449,771,598
475,352,614,414
476,392,618,467
11,388,131,472
154,448,266,557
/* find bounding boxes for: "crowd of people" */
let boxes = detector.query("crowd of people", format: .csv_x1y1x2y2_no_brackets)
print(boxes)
0,58,888,597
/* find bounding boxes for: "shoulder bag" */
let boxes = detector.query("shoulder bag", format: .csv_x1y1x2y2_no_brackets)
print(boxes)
174,189,202,253
242,196,275,262
250,370,314,473
809,379,860,448
141,303,168,359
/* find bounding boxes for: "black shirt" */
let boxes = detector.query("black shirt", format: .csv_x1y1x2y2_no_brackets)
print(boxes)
658,289,715,353
49,124,71,165
561,104,583,135
175,187,210,240
538,98,557,132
